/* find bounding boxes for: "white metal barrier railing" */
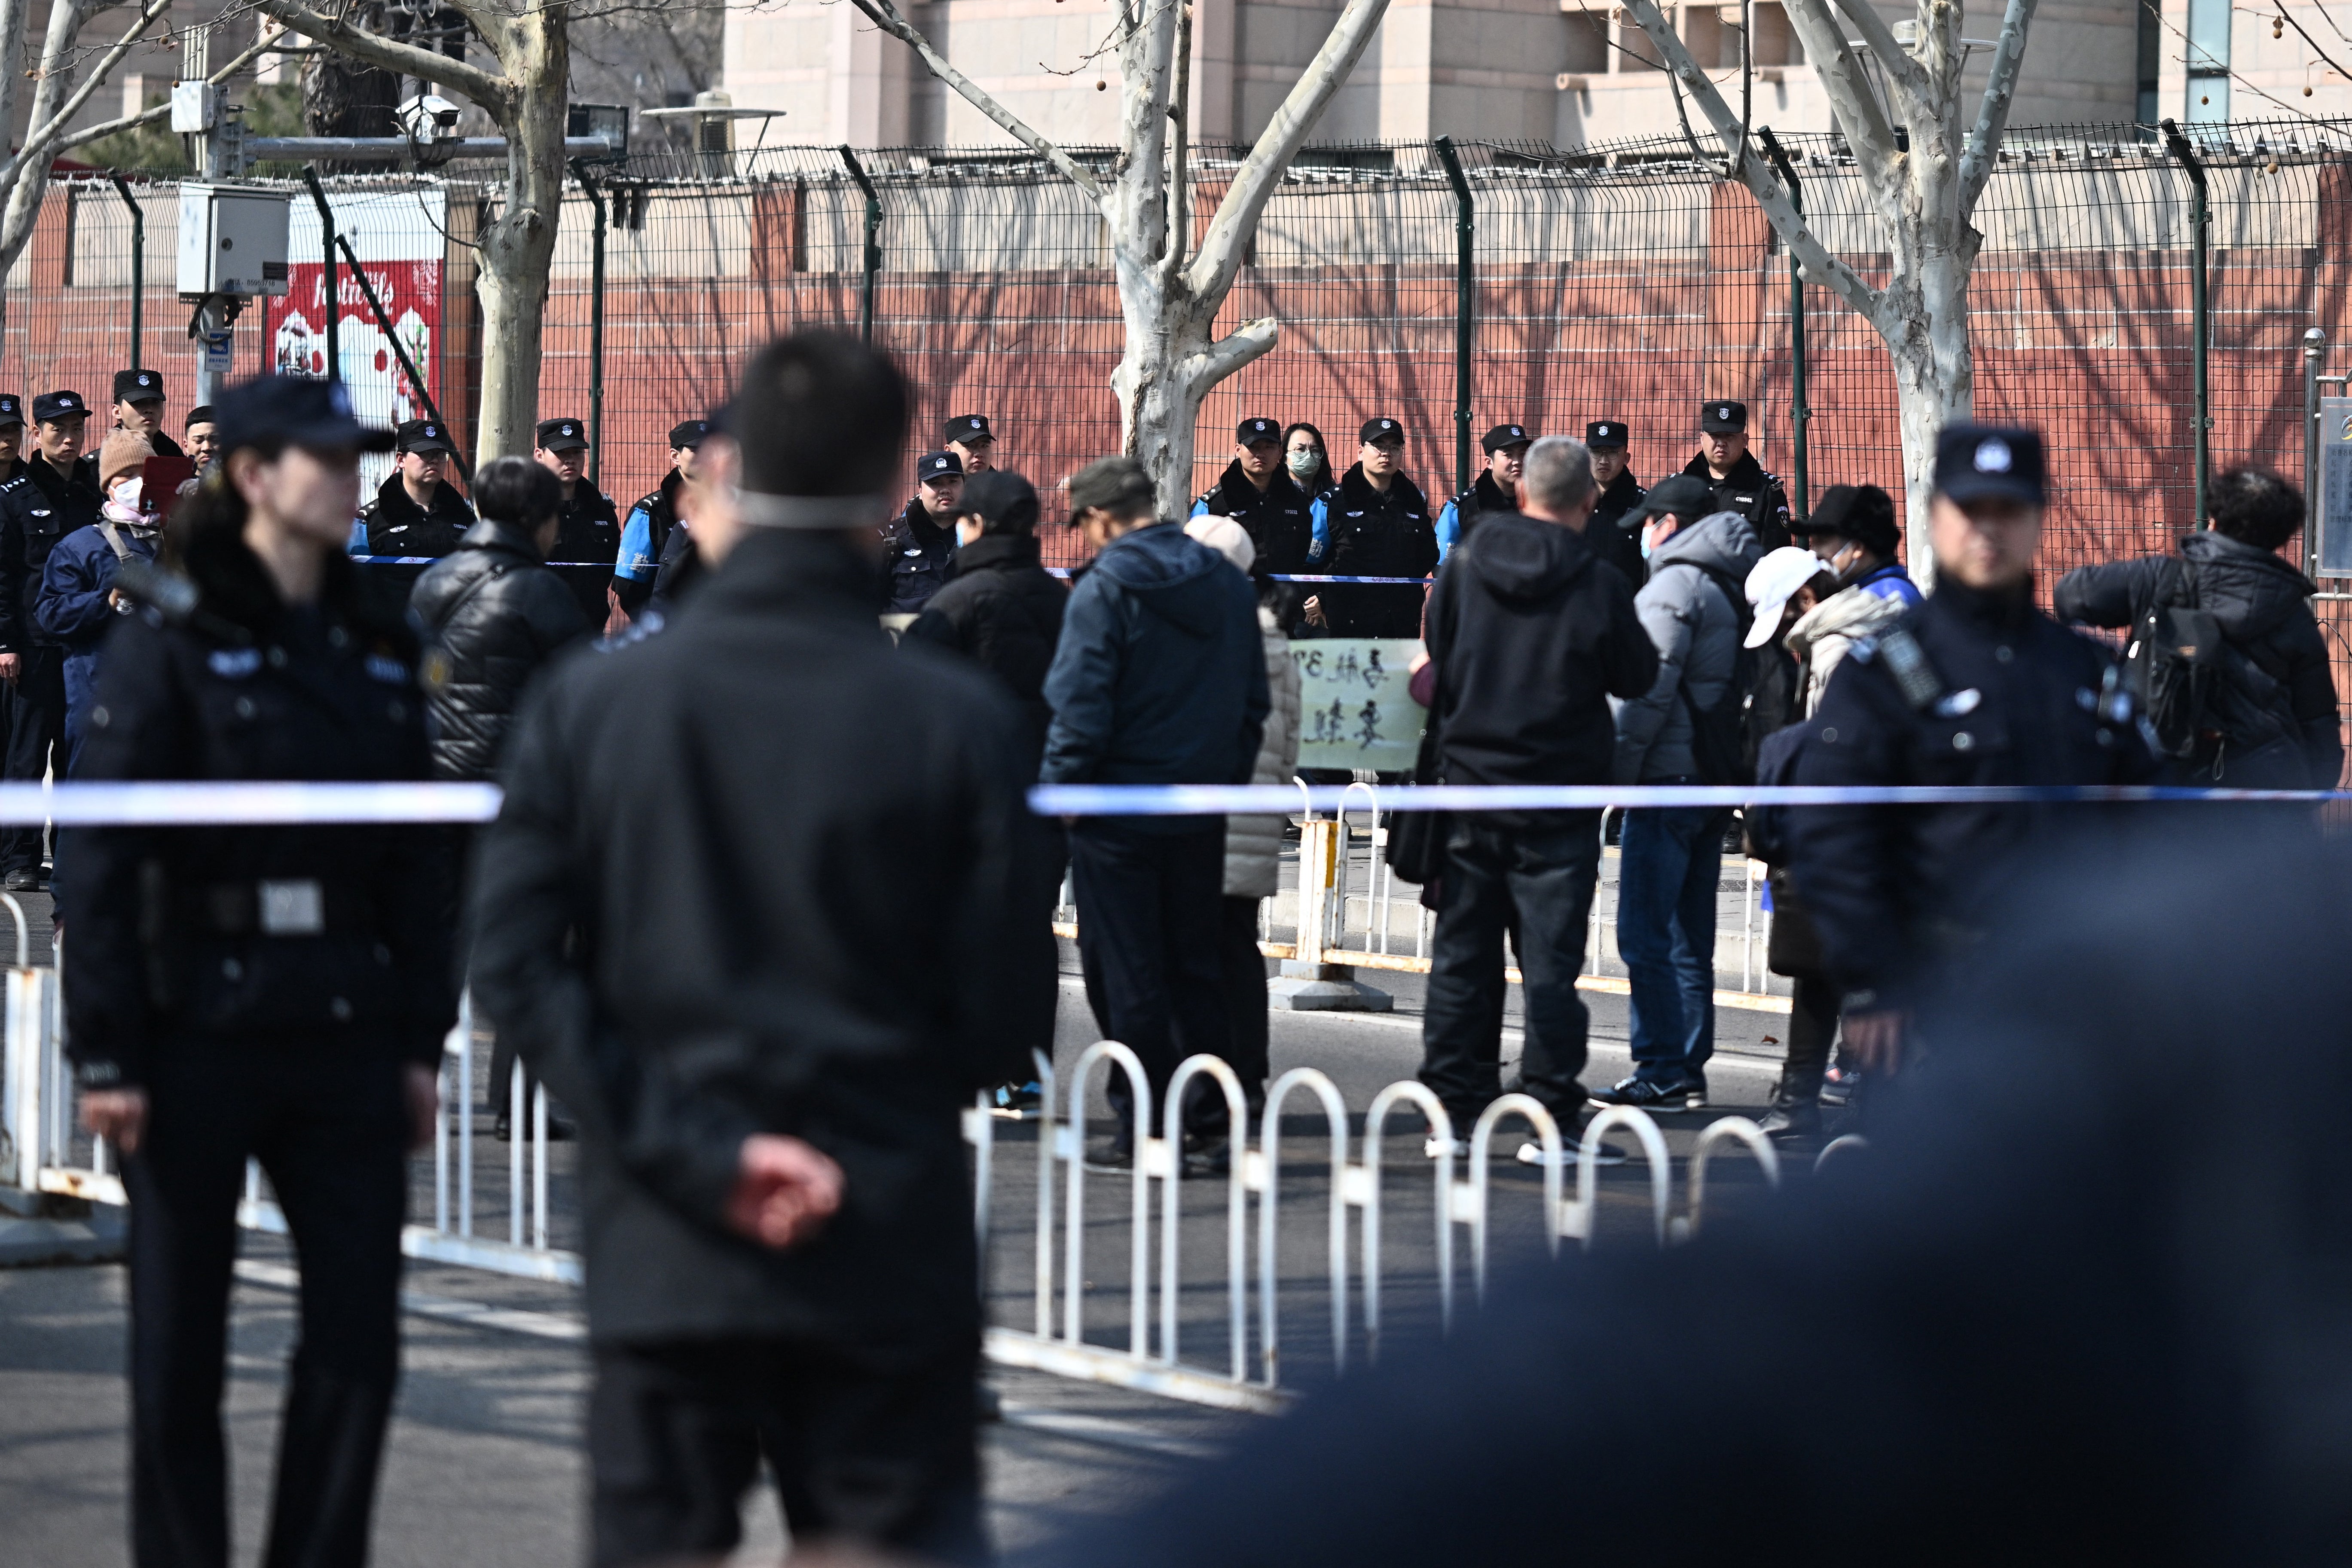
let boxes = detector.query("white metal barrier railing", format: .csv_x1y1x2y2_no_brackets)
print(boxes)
966,1046,1779,1415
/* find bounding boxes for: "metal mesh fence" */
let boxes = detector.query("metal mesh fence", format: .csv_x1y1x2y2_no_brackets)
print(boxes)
11,122,2352,743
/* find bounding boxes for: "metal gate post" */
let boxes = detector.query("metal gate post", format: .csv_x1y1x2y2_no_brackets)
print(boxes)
839,147,881,345
1434,136,1475,500
1757,128,1808,522
301,169,340,382
2162,120,2211,529
572,162,609,489
110,177,144,373
2305,328,2326,581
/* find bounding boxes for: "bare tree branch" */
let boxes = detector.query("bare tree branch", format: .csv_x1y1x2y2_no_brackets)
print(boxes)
250,0,516,115
1109,0,1182,268
55,23,292,156
1957,0,2034,216
0,0,172,188
1622,0,1883,328
1188,314,1277,385
1768,0,1901,210
1827,0,1930,115
1184,0,1390,306
840,0,1104,201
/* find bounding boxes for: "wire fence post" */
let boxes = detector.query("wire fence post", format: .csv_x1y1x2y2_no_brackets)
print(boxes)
109,177,143,373
1758,127,1807,523
2162,119,2211,530
572,161,608,488
2305,327,2326,582
1434,135,1474,499
840,146,880,345
300,168,339,383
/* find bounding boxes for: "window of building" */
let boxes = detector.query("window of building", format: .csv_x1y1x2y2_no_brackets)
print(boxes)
2186,0,2232,122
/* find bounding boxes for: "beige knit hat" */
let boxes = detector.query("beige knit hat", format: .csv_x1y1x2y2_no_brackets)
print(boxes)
98,429,153,491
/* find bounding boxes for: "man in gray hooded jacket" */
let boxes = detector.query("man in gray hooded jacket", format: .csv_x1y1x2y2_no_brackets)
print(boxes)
1595,474,1762,1111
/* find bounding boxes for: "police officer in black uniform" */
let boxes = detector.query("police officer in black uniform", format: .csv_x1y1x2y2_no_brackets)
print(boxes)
610,418,710,620
1586,417,1647,586
1681,400,1791,553
359,418,475,557
880,449,963,614
0,393,28,484
533,416,620,565
1191,416,1315,575
1312,416,1437,637
77,370,183,491
944,411,996,474
0,389,100,888
61,373,455,1568
1788,423,2157,1079
1434,423,1530,562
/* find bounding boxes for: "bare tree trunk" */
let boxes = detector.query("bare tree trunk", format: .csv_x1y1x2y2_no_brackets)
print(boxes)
474,12,568,462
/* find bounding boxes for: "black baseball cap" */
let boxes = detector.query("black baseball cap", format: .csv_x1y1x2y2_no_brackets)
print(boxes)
535,418,588,452
0,395,23,429
1237,417,1280,446
395,418,454,455
1934,423,2047,506
184,403,214,429
1481,422,1531,454
945,414,993,446
33,391,86,424
1629,474,1716,523
961,470,1040,533
213,375,396,454
1700,400,1749,434
1586,419,1628,449
668,419,711,450
917,451,964,483
113,368,165,405
1360,417,1404,446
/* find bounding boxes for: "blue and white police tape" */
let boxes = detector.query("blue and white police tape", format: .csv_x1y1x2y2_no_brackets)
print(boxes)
1041,568,1430,583
0,780,2336,828
352,555,618,568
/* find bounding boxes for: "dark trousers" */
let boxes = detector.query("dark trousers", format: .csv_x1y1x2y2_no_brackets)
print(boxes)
122,1038,410,1568
1216,896,1271,1108
588,1335,985,1568
1420,813,1603,1130
1779,975,1839,1103
1069,821,1230,1145
2,645,63,871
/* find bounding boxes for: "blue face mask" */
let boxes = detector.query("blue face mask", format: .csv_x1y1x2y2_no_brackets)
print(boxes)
1639,531,1655,560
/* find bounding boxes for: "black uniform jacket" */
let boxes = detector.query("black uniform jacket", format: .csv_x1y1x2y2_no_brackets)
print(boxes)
1320,464,1438,638
1787,578,2158,1009
360,473,477,558
2055,529,2343,789
0,453,102,651
551,485,620,566
468,529,1050,1345
409,517,590,781
903,530,1068,770
74,429,184,495
1681,450,1791,553
58,535,456,1089
1195,462,1315,575
1588,468,1649,588
878,498,956,614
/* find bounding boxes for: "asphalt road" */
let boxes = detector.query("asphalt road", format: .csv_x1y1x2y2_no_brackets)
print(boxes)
0,929,1810,1567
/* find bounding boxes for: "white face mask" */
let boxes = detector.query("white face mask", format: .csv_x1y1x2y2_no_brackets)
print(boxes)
109,477,143,511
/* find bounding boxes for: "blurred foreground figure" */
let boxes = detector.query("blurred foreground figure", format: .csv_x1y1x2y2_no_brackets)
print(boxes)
470,332,1045,1567
1043,813,2352,1566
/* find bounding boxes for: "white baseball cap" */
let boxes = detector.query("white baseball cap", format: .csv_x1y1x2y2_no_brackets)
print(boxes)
1743,546,1828,649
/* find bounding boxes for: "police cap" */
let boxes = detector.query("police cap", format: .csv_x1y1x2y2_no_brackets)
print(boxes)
917,451,964,483
1237,417,1281,447
1700,400,1749,434
1935,423,2046,507
1585,419,1628,450
0,394,23,429
535,418,588,452
668,419,711,450
1359,417,1405,447
945,413,993,446
33,390,86,425
396,418,454,455
214,375,395,454
1628,473,1715,524
1481,423,1531,454
113,368,165,406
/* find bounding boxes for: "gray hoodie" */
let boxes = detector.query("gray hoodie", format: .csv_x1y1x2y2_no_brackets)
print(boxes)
1613,510,1762,784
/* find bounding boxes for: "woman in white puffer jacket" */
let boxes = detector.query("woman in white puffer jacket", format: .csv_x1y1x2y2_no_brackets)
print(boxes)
1186,515,1302,1114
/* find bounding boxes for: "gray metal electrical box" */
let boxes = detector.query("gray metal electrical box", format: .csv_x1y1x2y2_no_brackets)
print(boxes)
176,184,291,300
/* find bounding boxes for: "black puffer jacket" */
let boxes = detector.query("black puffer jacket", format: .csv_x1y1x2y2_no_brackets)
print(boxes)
2056,530,2344,788
409,519,589,781
903,531,1068,769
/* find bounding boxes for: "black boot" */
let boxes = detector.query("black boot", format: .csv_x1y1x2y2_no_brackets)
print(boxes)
1756,1085,1822,1141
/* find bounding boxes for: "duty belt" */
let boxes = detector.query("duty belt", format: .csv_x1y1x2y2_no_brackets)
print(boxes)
190,878,375,937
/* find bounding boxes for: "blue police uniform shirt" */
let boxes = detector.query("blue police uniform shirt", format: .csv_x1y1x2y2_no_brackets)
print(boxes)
1854,560,1924,609
615,503,658,582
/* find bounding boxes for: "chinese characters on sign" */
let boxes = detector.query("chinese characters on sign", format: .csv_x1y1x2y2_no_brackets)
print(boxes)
1292,639,1425,773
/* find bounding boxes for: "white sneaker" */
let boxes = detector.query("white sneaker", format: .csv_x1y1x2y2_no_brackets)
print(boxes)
1423,1135,1466,1159
1518,1137,1627,1168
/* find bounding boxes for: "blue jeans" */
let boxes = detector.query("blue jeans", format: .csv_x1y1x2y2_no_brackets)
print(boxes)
1617,799,1732,1086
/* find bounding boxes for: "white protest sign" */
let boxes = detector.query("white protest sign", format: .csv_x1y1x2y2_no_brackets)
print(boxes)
1291,638,1425,773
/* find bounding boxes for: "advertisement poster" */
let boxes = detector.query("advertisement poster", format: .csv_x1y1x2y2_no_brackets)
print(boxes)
1292,638,1424,773
275,186,446,490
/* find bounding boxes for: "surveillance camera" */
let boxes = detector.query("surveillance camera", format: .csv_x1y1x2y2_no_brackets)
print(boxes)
397,93,462,141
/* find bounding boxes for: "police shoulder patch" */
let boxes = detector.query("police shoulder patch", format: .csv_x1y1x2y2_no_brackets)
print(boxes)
364,654,411,685
208,647,262,679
